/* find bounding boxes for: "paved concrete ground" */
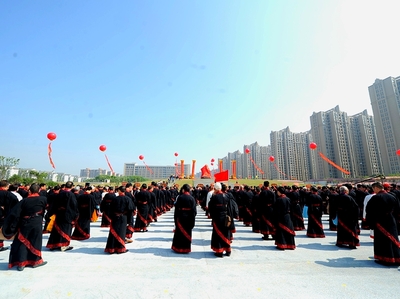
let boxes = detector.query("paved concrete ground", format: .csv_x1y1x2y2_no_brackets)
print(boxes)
1,206,399,299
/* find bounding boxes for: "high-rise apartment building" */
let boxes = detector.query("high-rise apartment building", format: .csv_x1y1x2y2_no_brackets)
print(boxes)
348,110,383,176
270,127,314,181
368,76,400,175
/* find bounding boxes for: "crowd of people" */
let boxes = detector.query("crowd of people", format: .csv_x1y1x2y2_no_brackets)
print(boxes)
1,178,400,271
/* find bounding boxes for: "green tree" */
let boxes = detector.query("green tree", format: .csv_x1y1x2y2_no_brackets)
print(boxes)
8,174,24,184
0,156,20,180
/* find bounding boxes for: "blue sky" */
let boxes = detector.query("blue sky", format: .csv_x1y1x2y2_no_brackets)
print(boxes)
1,0,400,175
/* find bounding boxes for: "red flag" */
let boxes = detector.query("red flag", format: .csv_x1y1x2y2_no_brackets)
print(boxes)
214,170,229,182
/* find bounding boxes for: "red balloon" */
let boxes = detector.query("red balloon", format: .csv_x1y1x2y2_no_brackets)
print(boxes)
211,158,215,163
309,142,317,150
269,156,275,162
174,152,178,157
139,155,144,160
396,149,400,156
245,148,250,154
47,132,57,141
99,145,106,152
174,163,178,166
211,163,214,166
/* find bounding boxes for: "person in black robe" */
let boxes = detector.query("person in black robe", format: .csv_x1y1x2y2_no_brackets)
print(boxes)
43,185,60,233
134,184,150,232
2,183,47,271
209,183,231,257
71,187,96,240
223,183,239,241
147,185,157,223
0,180,19,252
100,187,115,227
259,181,276,240
336,186,359,249
241,185,253,226
46,181,78,251
306,187,325,238
171,184,196,253
105,186,134,254
124,183,136,241
366,182,400,265
287,185,305,231
328,187,339,231
251,187,261,233
274,187,296,250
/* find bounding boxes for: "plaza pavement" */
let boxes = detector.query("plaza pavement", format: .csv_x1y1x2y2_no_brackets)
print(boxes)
1,206,399,299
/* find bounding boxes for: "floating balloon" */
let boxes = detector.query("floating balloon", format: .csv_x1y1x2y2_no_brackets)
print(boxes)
211,158,215,163
47,132,57,141
174,152,178,157
309,142,317,150
139,155,144,160
211,163,214,166
269,156,275,162
99,145,114,174
47,133,56,169
174,163,178,166
245,148,250,154
396,149,400,156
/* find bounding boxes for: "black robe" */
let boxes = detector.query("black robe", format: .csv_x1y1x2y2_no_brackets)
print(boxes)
46,190,78,249
100,192,115,227
105,195,134,254
366,190,400,264
336,193,359,247
274,194,296,250
171,192,196,253
3,194,47,269
287,190,305,231
71,192,96,240
209,192,231,254
306,192,325,238
134,189,150,232
258,188,276,237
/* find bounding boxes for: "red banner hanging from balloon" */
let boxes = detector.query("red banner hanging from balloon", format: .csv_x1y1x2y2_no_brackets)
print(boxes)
104,154,114,174
318,152,350,175
48,142,56,169
139,155,153,174
249,156,264,174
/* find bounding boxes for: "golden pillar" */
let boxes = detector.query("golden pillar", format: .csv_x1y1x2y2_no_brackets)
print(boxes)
231,160,237,179
180,160,185,179
191,160,196,179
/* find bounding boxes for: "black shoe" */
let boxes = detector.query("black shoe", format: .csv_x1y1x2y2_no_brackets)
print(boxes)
17,266,25,271
262,236,269,240
32,261,47,268
214,252,223,258
225,251,231,257
349,246,357,249
0,246,9,252
61,246,73,252
117,249,129,254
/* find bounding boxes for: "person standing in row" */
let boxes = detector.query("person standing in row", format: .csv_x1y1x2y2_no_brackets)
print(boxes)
259,181,276,240
366,182,400,265
306,187,325,238
105,186,134,254
335,186,359,249
274,187,296,250
71,187,96,241
46,181,78,252
209,182,231,257
0,180,19,252
3,183,47,271
171,184,197,254
134,184,150,232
